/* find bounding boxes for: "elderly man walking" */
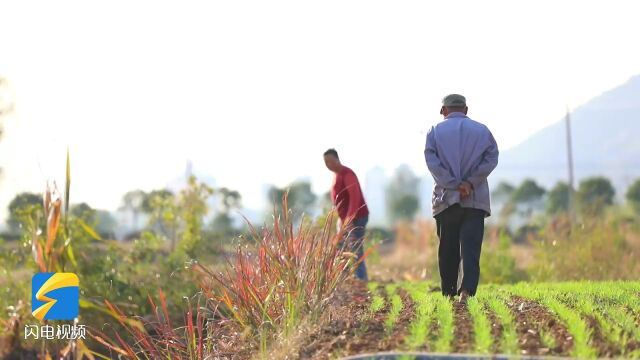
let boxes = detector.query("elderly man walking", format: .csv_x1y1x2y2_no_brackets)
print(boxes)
425,94,499,301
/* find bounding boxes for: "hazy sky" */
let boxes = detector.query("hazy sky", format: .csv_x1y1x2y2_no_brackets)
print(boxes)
1,0,639,220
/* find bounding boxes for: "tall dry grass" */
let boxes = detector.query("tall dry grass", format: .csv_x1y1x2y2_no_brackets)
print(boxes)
193,196,362,336
94,195,369,359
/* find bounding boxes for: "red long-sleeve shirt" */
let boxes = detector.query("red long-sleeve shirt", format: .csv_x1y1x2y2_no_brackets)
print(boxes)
331,166,369,221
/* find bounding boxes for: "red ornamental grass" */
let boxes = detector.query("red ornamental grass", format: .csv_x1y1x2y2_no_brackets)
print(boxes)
91,195,372,358
90,289,210,360
192,195,367,335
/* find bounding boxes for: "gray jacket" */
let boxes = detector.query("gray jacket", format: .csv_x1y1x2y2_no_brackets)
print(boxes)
424,113,499,217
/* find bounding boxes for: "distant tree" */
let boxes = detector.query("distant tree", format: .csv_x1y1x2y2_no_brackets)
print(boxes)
119,189,147,230
145,190,179,243
289,182,317,217
138,177,213,255
268,186,286,210
210,187,242,235
137,189,174,235
511,179,546,217
141,189,174,213
176,176,213,255
268,181,317,222
512,179,546,204
7,192,42,232
217,187,241,212
626,178,640,214
95,210,118,239
546,182,570,215
492,181,517,222
68,203,118,240
210,214,233,236
577,176,615,215
388,194,419,223
65,202,102,244
71,202,96,222
491,181,515,203
386,165,420,223
319,191,332,212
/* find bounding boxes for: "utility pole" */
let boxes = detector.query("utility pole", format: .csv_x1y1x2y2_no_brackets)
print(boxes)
565,106,576,222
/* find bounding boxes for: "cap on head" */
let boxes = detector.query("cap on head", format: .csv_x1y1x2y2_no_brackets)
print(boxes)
442,94,466,107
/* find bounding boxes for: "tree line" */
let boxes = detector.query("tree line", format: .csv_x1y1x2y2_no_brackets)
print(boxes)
494,176,640,217
6,172,640,241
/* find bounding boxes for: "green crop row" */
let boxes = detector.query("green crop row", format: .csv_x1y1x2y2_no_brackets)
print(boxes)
362,281,640,358
384,284,404,333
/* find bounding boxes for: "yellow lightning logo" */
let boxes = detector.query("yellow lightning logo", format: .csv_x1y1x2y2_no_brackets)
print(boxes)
32,273,79,321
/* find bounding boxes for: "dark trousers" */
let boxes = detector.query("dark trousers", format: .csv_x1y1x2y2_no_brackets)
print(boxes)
435,204,485,296
344,215,368,281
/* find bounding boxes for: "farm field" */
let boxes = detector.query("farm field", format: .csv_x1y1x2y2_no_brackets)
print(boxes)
298,280,640,359
2,158,640,359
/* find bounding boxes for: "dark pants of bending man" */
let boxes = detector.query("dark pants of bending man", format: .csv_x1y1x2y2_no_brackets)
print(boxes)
435,204,485,297
344,215,368,281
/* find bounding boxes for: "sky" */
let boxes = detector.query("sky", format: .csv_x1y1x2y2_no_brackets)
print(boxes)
1,0,640,222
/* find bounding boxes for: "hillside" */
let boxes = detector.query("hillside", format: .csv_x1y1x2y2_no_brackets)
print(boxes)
494,75,640,191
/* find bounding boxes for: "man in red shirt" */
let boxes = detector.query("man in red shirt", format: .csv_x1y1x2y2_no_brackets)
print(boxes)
323,148,369,281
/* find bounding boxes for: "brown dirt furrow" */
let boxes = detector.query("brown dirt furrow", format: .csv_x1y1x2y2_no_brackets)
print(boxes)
584,315,620,358
408,303,441,353
604,303,640,353
417,309,441,353
626,338,640,355
452,300,473,353
507,295,573,357
297,280,416,359
376,288,416,351
297,279,374,359
484,305,503,354
626,303,640,327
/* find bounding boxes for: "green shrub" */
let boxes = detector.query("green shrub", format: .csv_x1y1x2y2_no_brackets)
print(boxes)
529,218,639,281
480,231,528,284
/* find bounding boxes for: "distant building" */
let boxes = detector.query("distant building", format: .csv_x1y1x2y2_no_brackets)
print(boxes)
364,166,387,226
